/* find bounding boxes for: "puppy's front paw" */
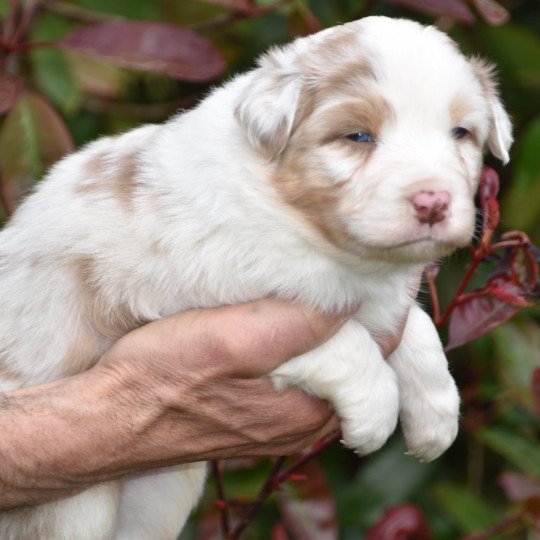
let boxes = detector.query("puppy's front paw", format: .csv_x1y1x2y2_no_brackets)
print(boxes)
340,361,400,456
400,379,460,462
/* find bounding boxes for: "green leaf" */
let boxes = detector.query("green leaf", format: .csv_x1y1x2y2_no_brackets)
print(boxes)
479,427,540,478
492,320,540,409
502,115,540,233
0,93,74,212
432,483,499,534
28,13,80,112
0,0,8,18
480,23,540,90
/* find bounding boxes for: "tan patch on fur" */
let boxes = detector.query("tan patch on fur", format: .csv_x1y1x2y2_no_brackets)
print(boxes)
450,95,482,148
77,148,141,211
274,90,391,247
316,96,392,144
71,257,149,342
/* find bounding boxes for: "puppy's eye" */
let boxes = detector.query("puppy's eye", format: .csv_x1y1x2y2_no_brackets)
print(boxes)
451,127,470,140
346,132,375,143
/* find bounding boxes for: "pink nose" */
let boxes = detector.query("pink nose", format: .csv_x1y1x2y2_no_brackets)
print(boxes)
411,190,451,225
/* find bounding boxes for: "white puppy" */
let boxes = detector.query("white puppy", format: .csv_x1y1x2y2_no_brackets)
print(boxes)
0,16,511,539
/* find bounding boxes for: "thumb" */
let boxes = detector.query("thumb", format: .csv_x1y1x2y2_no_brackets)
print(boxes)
202,299,358,377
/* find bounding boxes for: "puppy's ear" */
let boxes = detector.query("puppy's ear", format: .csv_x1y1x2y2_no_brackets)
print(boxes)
470,58,513,164
234,49,301,161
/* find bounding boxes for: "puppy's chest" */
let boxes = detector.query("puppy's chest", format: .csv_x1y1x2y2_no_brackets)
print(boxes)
354,289,413,337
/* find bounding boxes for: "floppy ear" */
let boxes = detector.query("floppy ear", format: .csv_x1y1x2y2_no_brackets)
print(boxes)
470,58,513,164
234,50,302,161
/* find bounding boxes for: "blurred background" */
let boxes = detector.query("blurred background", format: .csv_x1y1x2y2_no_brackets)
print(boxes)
0,0,539,538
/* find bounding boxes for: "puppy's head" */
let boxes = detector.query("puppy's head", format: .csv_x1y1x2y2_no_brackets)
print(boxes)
234,17,512,263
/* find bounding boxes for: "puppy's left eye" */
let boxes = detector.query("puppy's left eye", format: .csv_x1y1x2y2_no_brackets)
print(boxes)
346,132,375,143
451,127,470,140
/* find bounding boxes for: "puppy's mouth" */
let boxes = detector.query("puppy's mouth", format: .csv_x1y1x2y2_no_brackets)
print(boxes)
355,233,464,263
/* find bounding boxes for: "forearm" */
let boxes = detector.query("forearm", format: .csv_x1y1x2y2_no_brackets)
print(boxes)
0,369,145,509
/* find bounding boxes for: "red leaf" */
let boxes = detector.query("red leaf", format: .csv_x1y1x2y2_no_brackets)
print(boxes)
0,74,24,115
479,167,501,244
380,0,475,24
278,461,337,539
365,504,432,540
499,473,540,502
0,92,74,214
271,523,291,540
480,166,500,201
55,22,226,83
199,0,252,7
532,368,540,418
472,0,510,25
197,0,275,15
446,284,523,351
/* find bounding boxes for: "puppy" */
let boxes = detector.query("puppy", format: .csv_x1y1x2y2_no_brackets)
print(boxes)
0,16,512,539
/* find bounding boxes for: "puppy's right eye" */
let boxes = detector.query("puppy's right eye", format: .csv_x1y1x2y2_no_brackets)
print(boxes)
346,132,375,143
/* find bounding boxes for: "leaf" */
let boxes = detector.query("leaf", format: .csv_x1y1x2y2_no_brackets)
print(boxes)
0,93,74,213
197,0,253,10
432,483,499,534
271,523,291,540
28,12,80,113
479,427,540,478
472,0,509,25
55,22,226,82
365,504,432,540
446,284,523,351
0,74,24,115
66,53,126,99
278,461,337,539
480,24,540,91
502,116,540,233
380,0,475,24
499,473,540,502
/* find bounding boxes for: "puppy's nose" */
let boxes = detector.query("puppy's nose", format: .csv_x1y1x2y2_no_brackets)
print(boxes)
411,190,451,225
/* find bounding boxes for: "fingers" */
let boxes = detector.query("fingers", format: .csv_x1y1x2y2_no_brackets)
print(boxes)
200,298,358,377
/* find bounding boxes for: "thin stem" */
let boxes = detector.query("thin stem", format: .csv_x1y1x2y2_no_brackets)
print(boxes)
437,253,481,328
425,268,441,324
229,456,286,539
272,433,340,487
228,433,340,538
211,460,230,537
461,511,524,540
12,0,46,44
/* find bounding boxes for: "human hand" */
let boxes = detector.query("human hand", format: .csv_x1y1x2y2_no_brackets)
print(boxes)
94,299,354,466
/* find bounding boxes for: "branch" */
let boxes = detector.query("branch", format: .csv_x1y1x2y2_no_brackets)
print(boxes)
211,460,231,537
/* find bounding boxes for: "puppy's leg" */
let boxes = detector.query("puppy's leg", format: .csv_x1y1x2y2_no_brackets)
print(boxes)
387,303,460,462
271,319,399,455
114,463,207,540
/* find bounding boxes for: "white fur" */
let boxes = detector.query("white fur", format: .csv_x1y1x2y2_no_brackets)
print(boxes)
0,17,511,538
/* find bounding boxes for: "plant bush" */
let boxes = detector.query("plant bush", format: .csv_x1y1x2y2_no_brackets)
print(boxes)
1,1,539,538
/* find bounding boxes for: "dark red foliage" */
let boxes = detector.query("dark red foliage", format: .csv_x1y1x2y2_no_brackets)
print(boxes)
380,0,475,24
365,504,432,540
446,280,525,350
0,74,24,115
499,473,540,502
56,22,226,82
